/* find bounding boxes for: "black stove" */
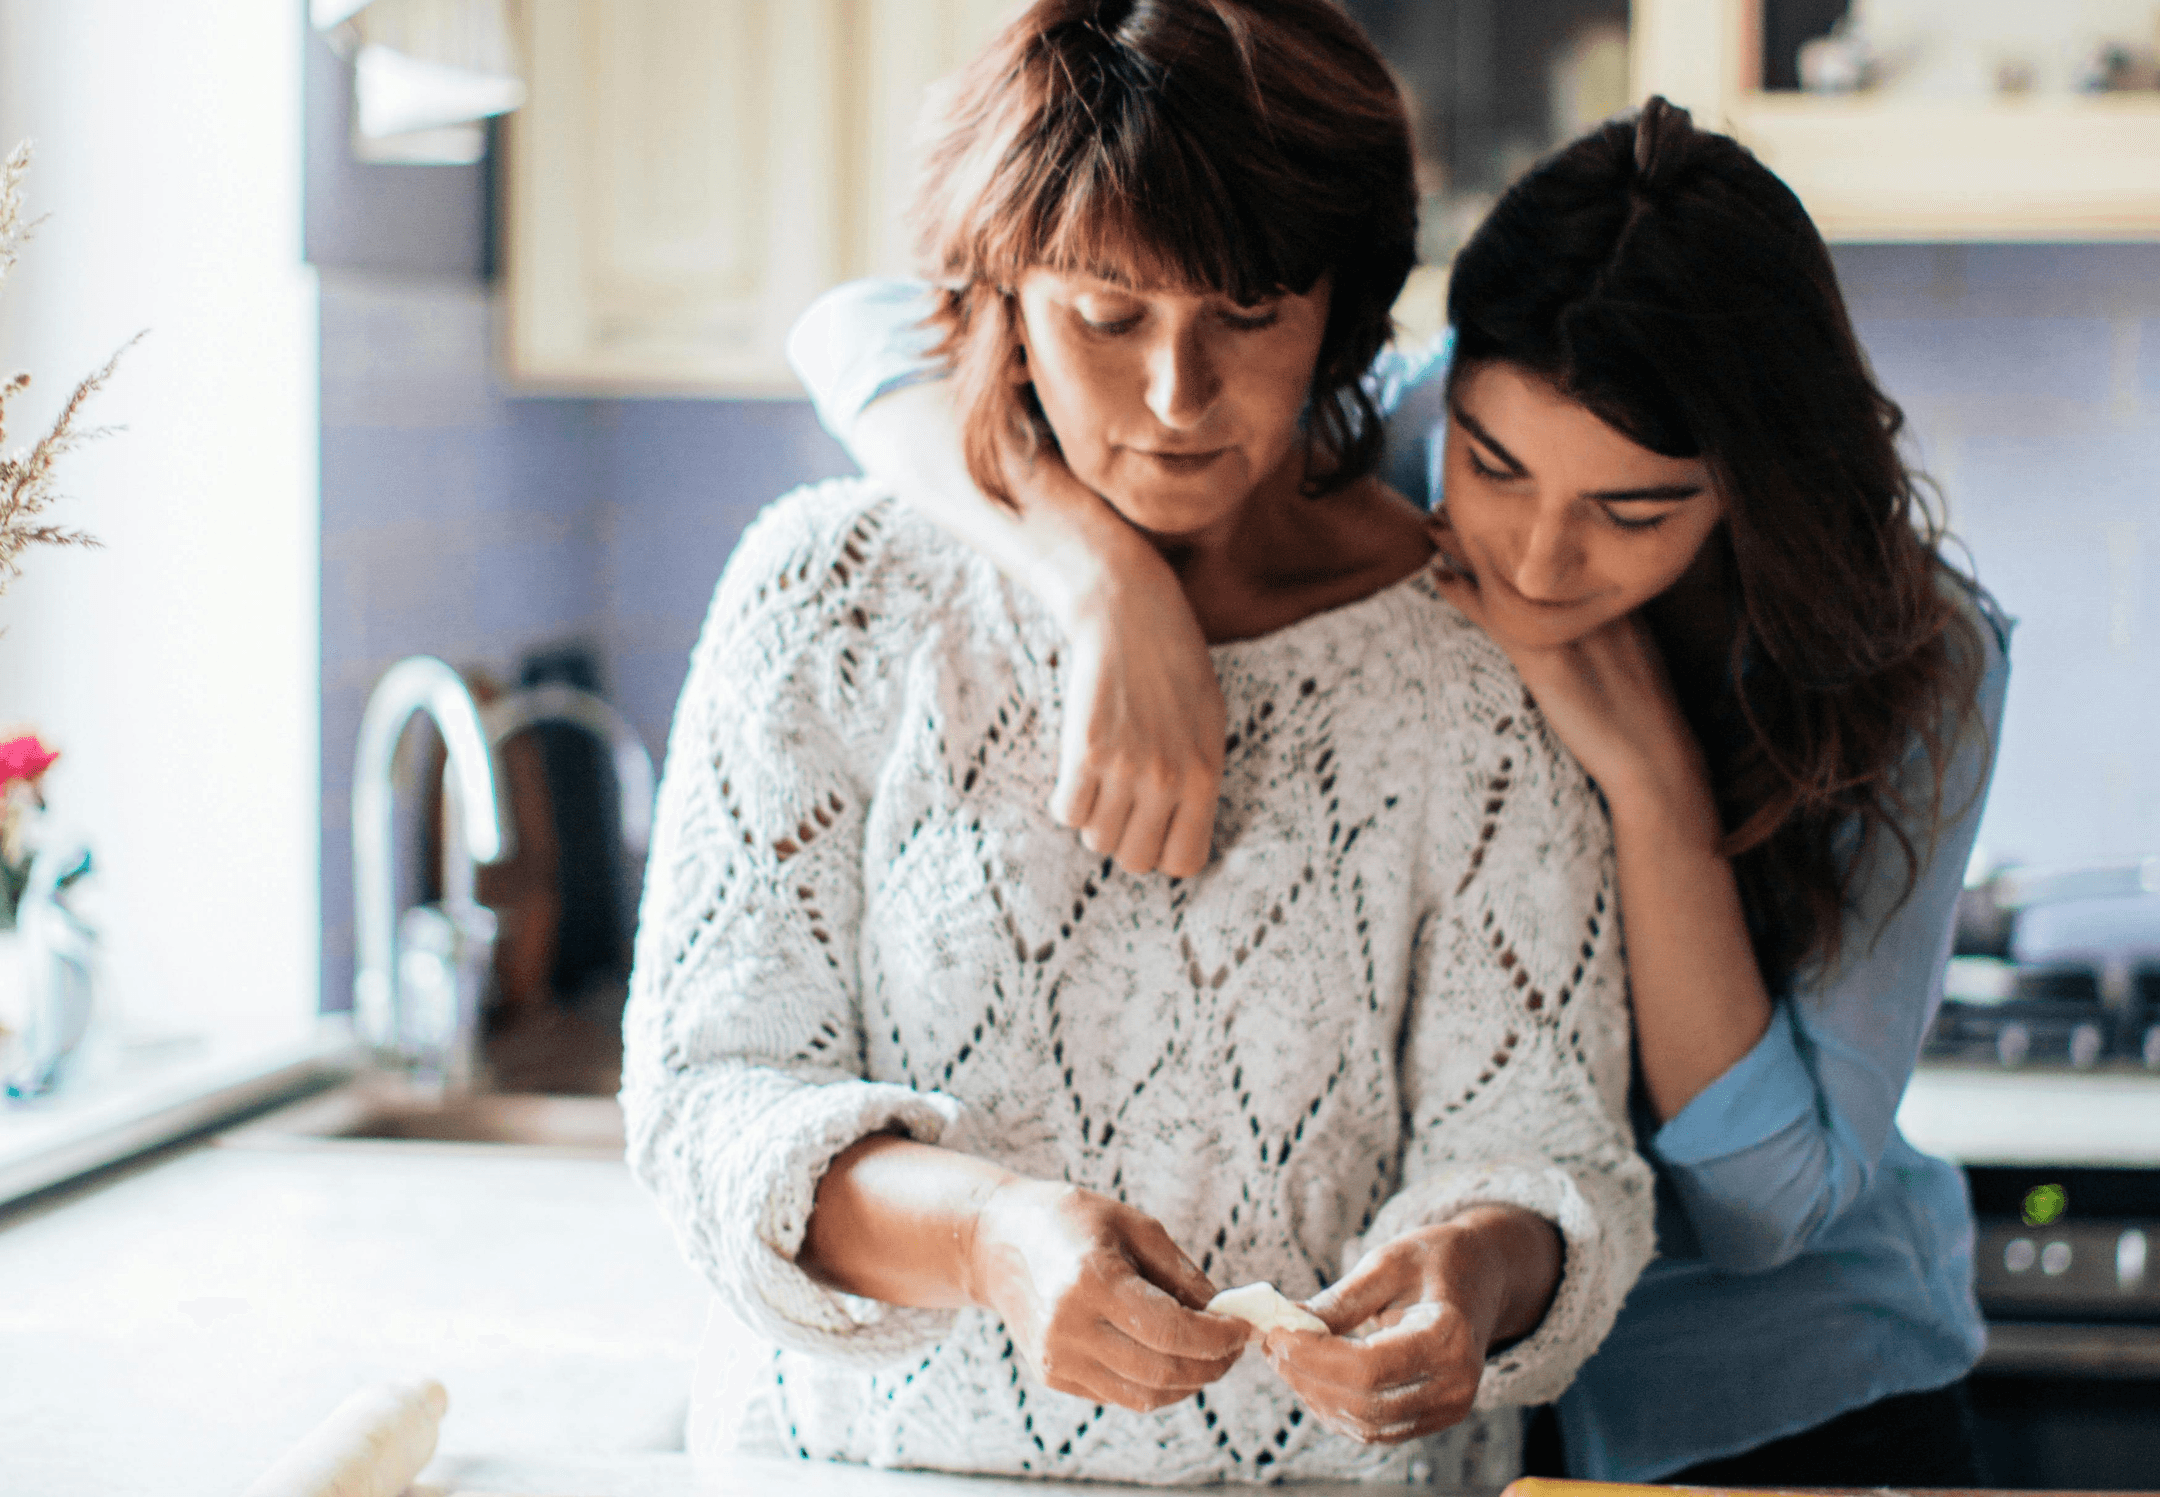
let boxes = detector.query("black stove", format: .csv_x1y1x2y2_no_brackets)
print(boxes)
1926,960,2160,1070
1928,863,2160,1072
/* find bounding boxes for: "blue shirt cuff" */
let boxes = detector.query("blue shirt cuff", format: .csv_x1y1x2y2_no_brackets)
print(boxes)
785,279,945,444
1652,1004,1818,1167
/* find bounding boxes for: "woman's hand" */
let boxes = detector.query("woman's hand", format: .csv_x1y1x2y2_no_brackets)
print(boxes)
1262,1207,1560,1445
852,381,1226,877
966,1178,1250,1411
1424,516,1774,1120
1425,517,1714,832
1052,531,1227,879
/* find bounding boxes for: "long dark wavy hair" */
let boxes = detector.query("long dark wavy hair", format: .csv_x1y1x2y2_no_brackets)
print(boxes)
909,0,1418,506
1447,98,1989,993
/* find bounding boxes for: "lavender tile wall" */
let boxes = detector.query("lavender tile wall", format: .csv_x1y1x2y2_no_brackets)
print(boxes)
315,243,2160,1012
315,275,849,1013
1834,243,2160,873
318,275,609,1012
597,402,853,762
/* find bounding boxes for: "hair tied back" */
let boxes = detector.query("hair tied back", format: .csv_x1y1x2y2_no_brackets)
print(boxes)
1632,95,1694,191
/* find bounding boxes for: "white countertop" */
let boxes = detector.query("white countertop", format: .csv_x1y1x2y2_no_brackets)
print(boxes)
1900,1064,2160,1168
7,1061,2144,1496
0,1132,1439,1497
0,1134,705,1497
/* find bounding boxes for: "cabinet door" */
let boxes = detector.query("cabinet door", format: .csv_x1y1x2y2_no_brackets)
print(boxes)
850,0,1018,278
504,0,853,393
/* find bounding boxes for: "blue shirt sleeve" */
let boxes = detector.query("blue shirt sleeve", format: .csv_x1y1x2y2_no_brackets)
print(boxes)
1370,329,1454,510
1651,581,2013,1274
785,279,945,449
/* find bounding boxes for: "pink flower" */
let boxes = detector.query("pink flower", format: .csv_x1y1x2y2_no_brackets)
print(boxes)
0,734,58,789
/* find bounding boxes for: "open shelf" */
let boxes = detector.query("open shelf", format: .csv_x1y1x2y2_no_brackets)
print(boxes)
1635,0,2160,240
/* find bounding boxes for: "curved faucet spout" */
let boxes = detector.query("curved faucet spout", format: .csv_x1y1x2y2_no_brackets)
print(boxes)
352,656,513,1056
481,683,655,861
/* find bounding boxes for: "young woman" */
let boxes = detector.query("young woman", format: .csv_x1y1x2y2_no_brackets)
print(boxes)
623,2,1653,1487
788,98,2010,1487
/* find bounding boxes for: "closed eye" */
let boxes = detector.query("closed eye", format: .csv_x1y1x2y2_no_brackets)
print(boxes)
1600,502,1684,533
1081,312,1144,336
1465,446,1517,481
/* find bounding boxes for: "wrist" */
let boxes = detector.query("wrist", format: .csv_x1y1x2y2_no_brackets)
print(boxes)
1025,494,1164,638
957,1169,1041,1310
1600,744,1722,851
1411,1218,1509,1352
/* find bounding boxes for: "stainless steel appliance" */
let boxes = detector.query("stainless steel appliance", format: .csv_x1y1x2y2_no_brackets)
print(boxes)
1965,1164,2160,1489
1922,862,2160,1485
1929,860,2160,1071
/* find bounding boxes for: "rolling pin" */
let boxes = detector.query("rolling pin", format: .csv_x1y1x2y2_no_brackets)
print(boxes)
242,1377,449,1497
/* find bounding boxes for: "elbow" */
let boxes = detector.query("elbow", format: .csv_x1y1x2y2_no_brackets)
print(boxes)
1675,1160,1861,1277
1693,1214,1816,1276
1663,1111,1880,1276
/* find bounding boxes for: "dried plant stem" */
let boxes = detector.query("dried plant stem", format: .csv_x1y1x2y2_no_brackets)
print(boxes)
0,141,136,590
0,139,32,287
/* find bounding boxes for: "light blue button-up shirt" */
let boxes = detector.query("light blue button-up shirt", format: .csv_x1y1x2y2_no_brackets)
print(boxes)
785,278,2011,1482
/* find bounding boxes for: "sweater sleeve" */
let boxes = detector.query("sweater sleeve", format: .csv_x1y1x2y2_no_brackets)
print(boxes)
1651,591,2012,1274
620,485,969,1367
1350,642,1655,1411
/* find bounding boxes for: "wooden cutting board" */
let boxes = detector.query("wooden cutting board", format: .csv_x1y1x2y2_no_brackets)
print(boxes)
1504,1480,2154,1497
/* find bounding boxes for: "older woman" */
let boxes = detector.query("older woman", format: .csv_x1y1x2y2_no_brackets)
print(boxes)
621,1,1652,1486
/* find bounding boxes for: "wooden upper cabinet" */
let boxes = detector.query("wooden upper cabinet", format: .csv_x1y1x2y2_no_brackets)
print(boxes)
505,2,2160,393
1634,0,2160,241
502,0,1010,395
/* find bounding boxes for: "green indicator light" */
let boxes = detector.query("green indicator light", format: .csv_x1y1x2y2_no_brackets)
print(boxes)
2022,1183,2067,1227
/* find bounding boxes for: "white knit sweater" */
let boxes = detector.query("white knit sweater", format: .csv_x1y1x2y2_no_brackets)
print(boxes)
622,479,1654,1488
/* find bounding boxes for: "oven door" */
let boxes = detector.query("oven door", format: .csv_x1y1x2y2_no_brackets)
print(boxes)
1967,1166,2160,1488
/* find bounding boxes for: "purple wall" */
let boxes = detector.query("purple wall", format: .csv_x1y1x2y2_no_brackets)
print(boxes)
1833,243,2160,874
314,275,850,1012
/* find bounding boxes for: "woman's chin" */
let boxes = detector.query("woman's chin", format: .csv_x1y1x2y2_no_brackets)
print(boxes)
1484,602,1602,653
1098,483,1249,543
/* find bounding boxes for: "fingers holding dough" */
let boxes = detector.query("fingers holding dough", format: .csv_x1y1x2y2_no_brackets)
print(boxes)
1206,1282,1328,1338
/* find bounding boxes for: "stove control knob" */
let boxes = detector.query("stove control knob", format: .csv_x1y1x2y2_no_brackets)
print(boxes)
2041,1240,2073,1276
1996,1022,2031,1068
2004,1237,2037,1273
2070,1022,2104,1069
2143,1025,2160,1071
2121,1229,2149,1291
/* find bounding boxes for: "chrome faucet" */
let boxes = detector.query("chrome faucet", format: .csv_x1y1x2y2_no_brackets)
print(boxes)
480,683,655,865
352,656,513,1087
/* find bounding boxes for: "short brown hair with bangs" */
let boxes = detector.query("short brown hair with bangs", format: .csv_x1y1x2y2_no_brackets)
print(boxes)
911,0,1418,506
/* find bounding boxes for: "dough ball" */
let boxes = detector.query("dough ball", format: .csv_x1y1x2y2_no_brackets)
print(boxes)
1206,1282,1328,1336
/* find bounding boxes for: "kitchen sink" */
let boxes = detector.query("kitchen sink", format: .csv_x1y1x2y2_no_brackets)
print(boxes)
219,1076,626,1157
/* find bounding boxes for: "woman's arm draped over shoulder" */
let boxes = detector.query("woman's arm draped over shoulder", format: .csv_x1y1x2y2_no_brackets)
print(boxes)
786,281,1218,877
1651,612,2011,1274
786,284,1461,876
